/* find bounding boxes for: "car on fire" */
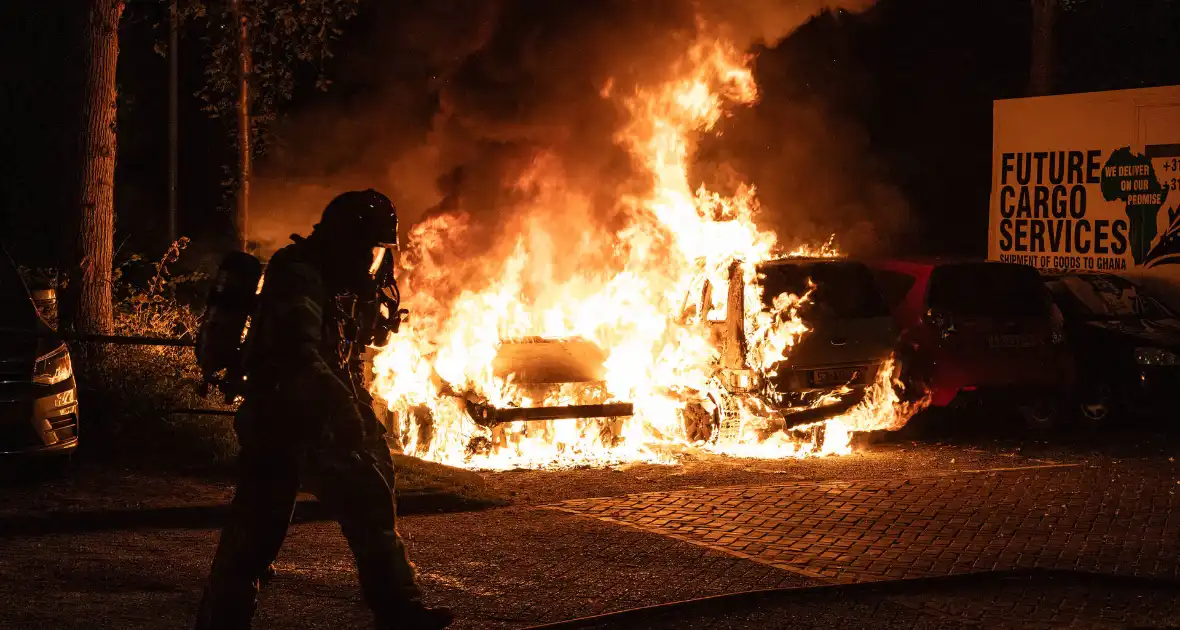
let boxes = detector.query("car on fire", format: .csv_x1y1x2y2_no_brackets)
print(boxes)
0,250,79,457
868,259,1074,428
678,257,898,442
1041,271,1180,423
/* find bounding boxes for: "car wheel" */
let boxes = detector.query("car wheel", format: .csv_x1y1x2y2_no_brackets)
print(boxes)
714,394,746,444
1020,398,1061,430
1078,383,1114,425
891,350,926,404
681,400,714,444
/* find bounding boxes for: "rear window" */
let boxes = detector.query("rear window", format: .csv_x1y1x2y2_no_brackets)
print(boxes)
871,269,917,308
758,261,890,320
1047,274,1173,321
927,263,1048,318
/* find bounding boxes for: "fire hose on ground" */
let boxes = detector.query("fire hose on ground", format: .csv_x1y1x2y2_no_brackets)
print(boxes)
517,568,1180,629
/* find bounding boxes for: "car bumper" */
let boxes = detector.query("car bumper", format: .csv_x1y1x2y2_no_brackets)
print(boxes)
1121,366,1180,412
757,362,884,428
769,361,886,396
926,352,1075,408
0,379,79,457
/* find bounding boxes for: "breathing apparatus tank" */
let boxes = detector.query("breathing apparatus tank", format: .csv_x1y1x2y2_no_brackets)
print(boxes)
196,251,263,403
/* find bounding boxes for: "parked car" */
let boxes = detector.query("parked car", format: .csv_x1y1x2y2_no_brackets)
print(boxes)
680,257,898,441
1042,271,1180,422
0,252,79,457
868,259,1074,428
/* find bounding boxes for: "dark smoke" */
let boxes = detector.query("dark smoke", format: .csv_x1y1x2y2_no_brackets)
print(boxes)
251,0,905,257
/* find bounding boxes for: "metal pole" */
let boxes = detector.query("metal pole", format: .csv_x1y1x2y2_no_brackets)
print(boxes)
0,328,196,347
167,0,179,243
63,333,195,347
232,0,251,253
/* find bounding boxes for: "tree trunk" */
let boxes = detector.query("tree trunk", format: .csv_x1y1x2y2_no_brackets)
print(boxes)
1029,0,1057,96
168,0,179,245
64,0,123,335
233,0,251,252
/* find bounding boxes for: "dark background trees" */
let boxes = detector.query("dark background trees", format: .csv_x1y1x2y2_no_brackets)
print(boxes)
1,0,359,332
2,0,1179,283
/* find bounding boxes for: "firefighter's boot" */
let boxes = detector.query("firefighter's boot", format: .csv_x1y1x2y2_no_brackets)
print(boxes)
375,601,453,630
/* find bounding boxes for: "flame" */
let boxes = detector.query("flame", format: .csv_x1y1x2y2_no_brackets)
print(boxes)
370,35,925,470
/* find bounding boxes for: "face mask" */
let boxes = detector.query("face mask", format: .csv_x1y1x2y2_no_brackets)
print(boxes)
368,244,397,280
362,242,406,347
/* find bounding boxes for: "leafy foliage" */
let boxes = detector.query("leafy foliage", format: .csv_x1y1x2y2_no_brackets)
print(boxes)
180,0,361,156
22,240,240,472
111,237,204,339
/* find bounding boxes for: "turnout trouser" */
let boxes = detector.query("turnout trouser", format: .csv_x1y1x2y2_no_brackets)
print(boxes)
194,404,419,630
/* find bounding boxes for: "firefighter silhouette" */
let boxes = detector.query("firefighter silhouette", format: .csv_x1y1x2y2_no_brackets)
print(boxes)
194,190,452,630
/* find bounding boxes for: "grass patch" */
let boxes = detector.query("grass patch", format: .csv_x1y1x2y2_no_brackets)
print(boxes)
393,454,509,512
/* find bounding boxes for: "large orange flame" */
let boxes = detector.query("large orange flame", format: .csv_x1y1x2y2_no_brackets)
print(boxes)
370,35,922,470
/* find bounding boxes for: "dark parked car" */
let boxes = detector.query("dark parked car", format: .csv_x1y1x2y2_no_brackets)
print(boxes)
0,253,79,456
869,259,1075,428
1042,271,1180,422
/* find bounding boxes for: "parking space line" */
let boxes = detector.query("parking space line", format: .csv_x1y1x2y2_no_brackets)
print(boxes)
544,462,1162,588
543,505,835,582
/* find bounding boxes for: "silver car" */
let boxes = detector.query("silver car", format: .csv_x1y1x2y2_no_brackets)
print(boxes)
0,257,79,457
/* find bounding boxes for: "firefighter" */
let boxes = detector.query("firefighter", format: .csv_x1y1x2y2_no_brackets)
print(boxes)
194,190,453,630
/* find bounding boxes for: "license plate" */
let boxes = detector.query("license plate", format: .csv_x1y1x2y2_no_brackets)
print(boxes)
811,367,864,387
988,334,1037,348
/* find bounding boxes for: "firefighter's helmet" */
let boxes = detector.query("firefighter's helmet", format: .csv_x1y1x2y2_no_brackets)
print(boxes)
315,189,399,251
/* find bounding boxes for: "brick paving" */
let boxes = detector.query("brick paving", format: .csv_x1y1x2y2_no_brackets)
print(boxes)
550,463,1180,584
4,460,1180,628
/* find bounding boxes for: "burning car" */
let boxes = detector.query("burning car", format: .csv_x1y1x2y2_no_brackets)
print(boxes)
366,36,923,469
678,257,898,443
460,336,634,453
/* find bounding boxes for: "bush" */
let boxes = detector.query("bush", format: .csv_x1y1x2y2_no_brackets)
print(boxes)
48,240,241,473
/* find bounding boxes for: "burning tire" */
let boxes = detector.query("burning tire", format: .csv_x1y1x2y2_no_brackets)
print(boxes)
681,401,714,443
715,394,746,443
679,392,745,445
785,422,825,450
891,348,927,404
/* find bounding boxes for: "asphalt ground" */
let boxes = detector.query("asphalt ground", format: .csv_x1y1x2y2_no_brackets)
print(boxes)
0,423,1178,629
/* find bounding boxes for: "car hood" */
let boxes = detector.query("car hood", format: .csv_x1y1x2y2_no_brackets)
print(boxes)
1081,318,1180,349
492,336,608,384
0,319,61,367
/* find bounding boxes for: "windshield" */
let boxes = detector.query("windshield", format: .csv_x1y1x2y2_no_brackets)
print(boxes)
1047,274,1174,321
757,261,890,320
0,251,36,329
927,263,1049,318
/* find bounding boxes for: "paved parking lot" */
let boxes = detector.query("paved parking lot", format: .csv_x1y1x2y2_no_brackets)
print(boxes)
3,438,1180,628
550,463,1180,585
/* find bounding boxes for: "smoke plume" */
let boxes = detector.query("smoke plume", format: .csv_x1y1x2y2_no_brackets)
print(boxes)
250,0,905,257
